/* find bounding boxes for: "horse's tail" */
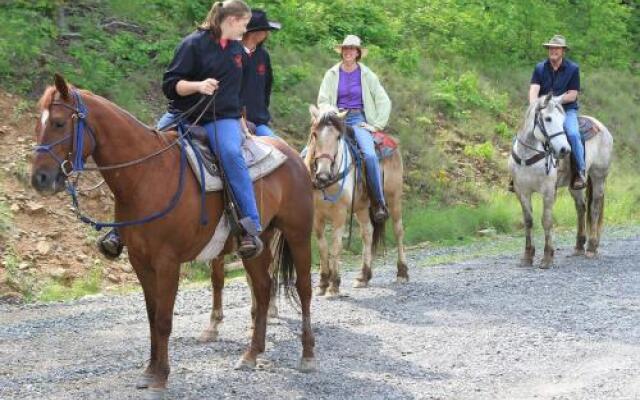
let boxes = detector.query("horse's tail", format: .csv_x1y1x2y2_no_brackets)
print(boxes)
369,208,386,255
586,175,605,233
270,230,300,308
586,176,594,234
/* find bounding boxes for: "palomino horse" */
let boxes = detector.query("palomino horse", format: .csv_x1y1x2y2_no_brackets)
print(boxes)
31,74,316,399
509,94,613,268
304,105,408,296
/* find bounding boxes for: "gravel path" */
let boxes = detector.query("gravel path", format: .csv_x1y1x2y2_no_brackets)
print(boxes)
1,228,639,400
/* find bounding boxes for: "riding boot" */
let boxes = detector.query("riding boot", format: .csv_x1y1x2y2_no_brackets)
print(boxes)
98,228,123,259
237,234,264,260
572,171,587,190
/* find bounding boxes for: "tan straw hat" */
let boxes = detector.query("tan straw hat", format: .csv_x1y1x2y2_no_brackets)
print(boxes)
334,35,368,58
542,34,569,50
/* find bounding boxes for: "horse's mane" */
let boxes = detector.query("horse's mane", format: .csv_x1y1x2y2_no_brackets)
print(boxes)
304,106,346,169
38,85,169,142
37,86,60,112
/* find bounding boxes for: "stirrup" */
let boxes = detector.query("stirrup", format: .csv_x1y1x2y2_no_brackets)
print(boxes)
237,234,264,260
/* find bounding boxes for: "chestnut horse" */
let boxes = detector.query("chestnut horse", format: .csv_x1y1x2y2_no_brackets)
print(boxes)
31,75,315,399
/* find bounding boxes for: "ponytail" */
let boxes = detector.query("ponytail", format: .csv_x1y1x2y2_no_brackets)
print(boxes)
199,0,251,39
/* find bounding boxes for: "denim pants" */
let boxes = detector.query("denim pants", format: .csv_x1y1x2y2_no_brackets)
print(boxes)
345,111,386,206
158,112,262,232
254,124,276,137
564,109,585,172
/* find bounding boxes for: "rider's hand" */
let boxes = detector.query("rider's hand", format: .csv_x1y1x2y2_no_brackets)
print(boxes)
198,78,219,95
359,122,377,132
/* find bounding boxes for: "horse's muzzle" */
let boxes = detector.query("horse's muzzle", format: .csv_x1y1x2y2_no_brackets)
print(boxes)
315,172,332,184
558,146,571,159
31,167,66,194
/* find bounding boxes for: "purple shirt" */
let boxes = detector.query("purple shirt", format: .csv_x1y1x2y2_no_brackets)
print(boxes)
337,66,363,110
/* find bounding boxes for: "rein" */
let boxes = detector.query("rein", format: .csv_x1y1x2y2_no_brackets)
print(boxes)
35,89,215,230
512,107,564,175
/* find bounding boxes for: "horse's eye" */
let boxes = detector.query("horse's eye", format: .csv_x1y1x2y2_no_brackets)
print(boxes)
545,117,552,122
53,121,65,129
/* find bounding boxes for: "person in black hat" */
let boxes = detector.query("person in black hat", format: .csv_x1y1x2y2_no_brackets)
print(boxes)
241,9,281,137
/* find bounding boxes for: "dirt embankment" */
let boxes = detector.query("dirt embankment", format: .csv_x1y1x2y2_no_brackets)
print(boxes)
0,90,137,301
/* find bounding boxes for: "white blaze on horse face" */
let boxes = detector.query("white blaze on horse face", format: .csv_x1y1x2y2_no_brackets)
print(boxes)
314,125,339,176
40,110,50,140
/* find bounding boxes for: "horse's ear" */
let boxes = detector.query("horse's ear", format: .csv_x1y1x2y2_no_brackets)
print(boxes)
54,73,70,101
309,104,320,120
542,93,552,107
552,95,563,105
336,110,348,120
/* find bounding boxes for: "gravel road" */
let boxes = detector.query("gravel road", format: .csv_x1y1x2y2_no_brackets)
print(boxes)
1,227,639,400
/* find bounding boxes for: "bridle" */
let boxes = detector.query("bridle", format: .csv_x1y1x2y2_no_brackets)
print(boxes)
512,104,566,174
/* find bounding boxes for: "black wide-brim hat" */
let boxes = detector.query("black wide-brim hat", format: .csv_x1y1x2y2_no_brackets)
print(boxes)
246,9,281,33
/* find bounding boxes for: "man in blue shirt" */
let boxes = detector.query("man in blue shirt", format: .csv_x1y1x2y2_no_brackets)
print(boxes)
530,34,586,190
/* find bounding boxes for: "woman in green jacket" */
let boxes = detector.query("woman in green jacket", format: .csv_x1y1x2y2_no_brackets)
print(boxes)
317,35,392,222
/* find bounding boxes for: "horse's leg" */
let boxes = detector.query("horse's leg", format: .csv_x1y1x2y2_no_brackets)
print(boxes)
327,208,348,296
388,190,408,283
314,214,330,296
586,177,606,258
541,188,556,269
129,255,157,390
146,260,181,398
235,250,272,370
353,207,373,288
267,234,279,319
518,191,535,266
283,231,316,371
570,188,587,256
198,256,225,342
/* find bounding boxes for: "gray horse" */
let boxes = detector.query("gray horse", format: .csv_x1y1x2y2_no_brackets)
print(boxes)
509,94,614,268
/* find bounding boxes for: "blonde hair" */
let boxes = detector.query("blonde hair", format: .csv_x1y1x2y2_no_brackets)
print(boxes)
199,0,251,39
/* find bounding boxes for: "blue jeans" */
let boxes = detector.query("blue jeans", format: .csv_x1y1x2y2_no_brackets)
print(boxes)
564,109,585,172
345,111,386,206
158,113,262,232
157,112,177,131
254,124,276,137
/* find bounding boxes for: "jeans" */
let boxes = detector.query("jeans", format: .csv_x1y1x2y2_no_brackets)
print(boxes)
254,124,276,137
564,109,585,172
157,112,177,131
345,111,385,206
159,112,262,232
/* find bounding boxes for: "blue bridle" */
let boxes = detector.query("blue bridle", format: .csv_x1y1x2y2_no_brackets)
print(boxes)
34,89,194,231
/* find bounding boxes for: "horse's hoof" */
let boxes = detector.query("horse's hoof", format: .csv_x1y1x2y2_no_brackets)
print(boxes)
539,260,553,269
144,388,166,400
268,306,279,319
396,276,409,284
234,356,257,371
298,357,317,372
315,287,327,296
197,329,218,343
568,249,585,257
352,279,368,288
519,259,533,267
136,373,154,389
326,288,340,297
585,251,598,259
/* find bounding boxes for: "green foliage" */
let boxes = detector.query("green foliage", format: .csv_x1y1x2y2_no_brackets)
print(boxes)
37,267,102,302
464,141,495,160
0,199,11,237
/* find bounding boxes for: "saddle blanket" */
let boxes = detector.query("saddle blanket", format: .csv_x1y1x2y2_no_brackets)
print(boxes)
180,134,287,261
182,135,287,192
372,131,398,160
578,116,600,142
